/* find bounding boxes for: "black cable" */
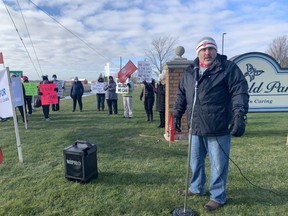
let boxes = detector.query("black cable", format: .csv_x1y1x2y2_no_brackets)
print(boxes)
2,0,42,78
215,136,284,197
27,0,118,67
16,0,43,78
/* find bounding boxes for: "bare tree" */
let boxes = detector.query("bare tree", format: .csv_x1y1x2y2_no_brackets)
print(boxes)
145,36,178,75
266,35,288,68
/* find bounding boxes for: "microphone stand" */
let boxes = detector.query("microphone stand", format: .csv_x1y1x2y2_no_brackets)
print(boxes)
172,66,199,216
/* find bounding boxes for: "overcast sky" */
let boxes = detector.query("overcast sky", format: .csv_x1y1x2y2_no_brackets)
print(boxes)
1,0,288,81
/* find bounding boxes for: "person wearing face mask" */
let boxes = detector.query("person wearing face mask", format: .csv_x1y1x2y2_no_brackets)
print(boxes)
104,76,118,115
173,36,249,211
70,76,84,112
51,74,60,111
22,76,33,116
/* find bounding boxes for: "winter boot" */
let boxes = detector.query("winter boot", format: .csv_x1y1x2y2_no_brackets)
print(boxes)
146,114,150,121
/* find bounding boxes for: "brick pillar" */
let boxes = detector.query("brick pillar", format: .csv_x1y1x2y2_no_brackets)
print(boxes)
164,46,193,141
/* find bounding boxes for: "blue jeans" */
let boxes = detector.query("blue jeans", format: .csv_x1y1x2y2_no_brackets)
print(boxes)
189,135,231,204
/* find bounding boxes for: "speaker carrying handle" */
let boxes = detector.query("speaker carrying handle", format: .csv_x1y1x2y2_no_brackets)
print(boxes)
74,140,92,147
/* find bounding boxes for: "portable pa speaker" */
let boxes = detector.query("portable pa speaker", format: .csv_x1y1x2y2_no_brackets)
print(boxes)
63,140,98,183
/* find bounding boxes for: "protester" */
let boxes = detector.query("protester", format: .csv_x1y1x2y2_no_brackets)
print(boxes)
70,76,84,112
140,79,155,121
96,73,105,111
51,74,61,111
155,73,166,128
22,76,33,115
104,76,118,115
39,75,51,121
11,74,27,123
122,76,134,118
173,36,249,211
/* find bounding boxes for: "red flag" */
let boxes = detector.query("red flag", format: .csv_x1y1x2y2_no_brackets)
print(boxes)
168,113,175,142
118,60,137,83
0,147,3,164
0,52,4,64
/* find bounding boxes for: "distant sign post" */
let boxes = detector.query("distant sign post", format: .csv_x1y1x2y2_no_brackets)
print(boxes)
10,70,23,77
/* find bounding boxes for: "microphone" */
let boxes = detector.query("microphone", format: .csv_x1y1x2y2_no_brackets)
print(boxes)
194,66,200,82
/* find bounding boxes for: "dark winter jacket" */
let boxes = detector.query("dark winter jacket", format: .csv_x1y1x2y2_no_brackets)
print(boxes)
173,54,249,136
104,80,117,100
70,81,84,97
140,81,155,101
156,82,165,112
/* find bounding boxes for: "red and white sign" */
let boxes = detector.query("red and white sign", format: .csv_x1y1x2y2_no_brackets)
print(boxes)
118,60,137,83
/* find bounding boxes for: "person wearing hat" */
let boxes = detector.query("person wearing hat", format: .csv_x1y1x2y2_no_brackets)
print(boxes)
22,76,33,115
173,36,249,211
51,74,61,111
104,76,118,115
70,76,84,112
96,73,105,111
38,75,52,121
155,73,166,128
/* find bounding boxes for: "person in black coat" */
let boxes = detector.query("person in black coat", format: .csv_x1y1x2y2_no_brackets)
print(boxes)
70,76,84,112
156,74,166,128
22,76,33,115
96,73,105,111
140,79,156,121
174,36,249,211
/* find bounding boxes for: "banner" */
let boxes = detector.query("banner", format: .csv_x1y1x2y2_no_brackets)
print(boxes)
11,77,24,107
39,83,58,105
118,60,137,83
91,81,107,94
0,69,13,118
23,82,38,96
137,61,152,83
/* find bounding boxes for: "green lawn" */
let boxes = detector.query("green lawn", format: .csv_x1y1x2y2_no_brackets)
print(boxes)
1,86,288,216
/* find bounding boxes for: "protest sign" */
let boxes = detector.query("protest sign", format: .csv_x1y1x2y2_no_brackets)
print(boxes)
23,82,38,96
11,77,24,107
39,83,58,105
91,81,107,94
137,61,152,83
116,82,129,93
118,60,137,83
54,80,64,97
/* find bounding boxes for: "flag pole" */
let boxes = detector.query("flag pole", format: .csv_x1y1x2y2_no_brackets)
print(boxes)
7,69,24,163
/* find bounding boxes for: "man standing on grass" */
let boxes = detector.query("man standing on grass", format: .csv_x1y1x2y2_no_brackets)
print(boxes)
173,36,249,211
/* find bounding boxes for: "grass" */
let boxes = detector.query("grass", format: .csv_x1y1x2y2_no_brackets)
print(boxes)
0,86,288,216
